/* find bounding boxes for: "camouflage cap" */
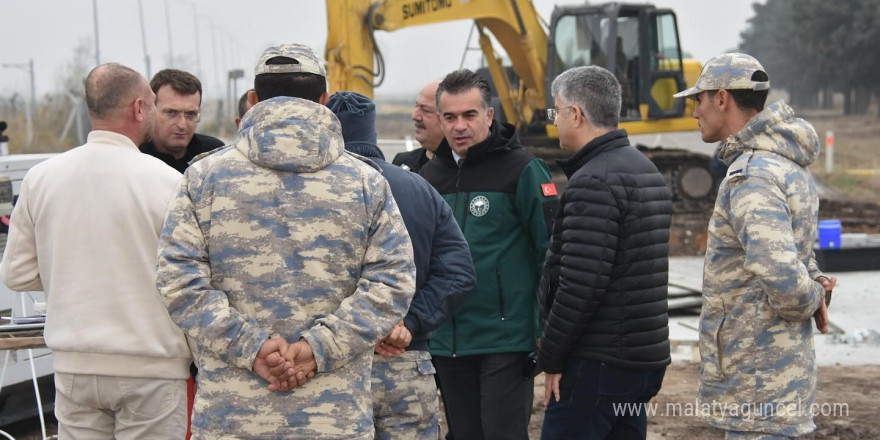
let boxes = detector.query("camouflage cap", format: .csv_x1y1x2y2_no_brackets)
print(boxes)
254,43,326,77
673,53,769,98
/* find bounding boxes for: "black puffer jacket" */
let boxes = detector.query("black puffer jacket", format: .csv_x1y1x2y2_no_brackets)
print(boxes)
538,129,672,373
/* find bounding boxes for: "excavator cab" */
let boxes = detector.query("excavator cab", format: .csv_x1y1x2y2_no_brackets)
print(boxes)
326,0,715,212
546,3,687,122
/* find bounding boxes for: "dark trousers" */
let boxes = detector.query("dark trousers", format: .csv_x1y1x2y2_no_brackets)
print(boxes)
541,359,666,440
433,352,533,440
432,361,456,440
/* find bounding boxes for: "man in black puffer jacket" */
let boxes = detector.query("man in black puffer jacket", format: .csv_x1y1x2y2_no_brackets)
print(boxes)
538,66,672,440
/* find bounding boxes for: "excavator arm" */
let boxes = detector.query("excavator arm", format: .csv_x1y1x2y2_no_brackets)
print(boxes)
325,0,548,126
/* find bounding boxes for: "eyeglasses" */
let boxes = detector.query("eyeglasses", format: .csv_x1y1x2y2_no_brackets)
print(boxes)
160,108,201,123
546,106,575,121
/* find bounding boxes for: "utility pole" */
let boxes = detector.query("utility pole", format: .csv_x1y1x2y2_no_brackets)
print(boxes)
1,61,36,147
164,0,174,67
137,0,152,78
228,69,244,118
177,0,202,79
92,0,101,65
191,3,202,79
202,16,220,96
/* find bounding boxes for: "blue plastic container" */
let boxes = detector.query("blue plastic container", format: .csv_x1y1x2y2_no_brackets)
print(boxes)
818,219,842,249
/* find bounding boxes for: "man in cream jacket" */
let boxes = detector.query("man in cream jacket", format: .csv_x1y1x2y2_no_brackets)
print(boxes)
0,63,192,439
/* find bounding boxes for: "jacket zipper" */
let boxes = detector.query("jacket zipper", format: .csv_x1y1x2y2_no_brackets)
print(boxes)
452,160,464,357
496,267,506,321
455,163,469,233
451,316,457,357
461,192,470,232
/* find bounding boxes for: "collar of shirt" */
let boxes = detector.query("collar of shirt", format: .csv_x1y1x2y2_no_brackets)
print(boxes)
452,149,463,165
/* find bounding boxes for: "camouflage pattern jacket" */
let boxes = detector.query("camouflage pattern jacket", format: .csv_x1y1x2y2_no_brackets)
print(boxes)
700,100,826,436
157,97,415,439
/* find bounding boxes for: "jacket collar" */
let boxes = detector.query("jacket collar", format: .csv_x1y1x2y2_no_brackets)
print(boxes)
434,121,519,165
344,142,386,161
558,129,630,178
233,97,345,173
718,100,819,167
88,130,140,150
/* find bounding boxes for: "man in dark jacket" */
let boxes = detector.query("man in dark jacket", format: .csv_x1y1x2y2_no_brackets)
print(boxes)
327,91,476,440
538,66,672,439
420,69,558,440
140,69,224,173
393,80,442,172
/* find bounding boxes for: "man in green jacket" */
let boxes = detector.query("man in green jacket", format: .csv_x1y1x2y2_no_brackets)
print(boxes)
420,69,558,440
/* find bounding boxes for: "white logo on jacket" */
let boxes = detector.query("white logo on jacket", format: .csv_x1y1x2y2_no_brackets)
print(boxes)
469,195,490,217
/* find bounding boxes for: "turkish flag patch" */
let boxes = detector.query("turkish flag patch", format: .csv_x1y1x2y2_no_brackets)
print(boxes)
541,183,558,197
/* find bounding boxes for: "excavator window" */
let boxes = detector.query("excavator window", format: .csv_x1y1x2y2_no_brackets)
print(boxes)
553,14,602,73
645,11,686,117
551,11,641,120
549,6,687,121
614,13,641,120
648,12,683,112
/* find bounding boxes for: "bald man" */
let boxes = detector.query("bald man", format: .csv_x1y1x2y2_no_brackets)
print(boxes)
0,63,191,439
393,80,442,173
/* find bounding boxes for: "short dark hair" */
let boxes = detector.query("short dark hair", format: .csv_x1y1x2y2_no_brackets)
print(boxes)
725,71,769,113
238,89,253,118
436,69,492,111
150,69,203,104
254,57,326,103
84,63,143,118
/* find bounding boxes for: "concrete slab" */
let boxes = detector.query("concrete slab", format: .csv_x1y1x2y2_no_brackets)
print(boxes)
667,257,880,366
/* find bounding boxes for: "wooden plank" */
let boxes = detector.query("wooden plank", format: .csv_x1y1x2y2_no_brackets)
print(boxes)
668,275,704,293
668,286,699,298
668,296,702,310
0,335,45,350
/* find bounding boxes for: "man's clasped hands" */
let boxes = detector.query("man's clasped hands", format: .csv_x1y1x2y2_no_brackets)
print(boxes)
251,321,413,391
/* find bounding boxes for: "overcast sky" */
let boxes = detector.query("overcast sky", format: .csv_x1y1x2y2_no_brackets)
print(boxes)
1,0,758,101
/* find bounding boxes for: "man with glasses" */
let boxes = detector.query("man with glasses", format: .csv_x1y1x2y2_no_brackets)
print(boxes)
140,69,224,173
538,66,672,439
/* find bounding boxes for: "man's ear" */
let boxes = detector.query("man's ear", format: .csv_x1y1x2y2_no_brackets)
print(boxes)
486,106,495,121
571,105,585,128
133,98,146,123
247,90,258,106
715,89,731,111
318,91,330,106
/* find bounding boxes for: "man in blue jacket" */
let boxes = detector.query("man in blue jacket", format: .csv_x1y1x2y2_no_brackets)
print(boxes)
328,91,476,440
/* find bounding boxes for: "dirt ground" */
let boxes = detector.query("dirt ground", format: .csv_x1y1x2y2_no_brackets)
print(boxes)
7,361,880,439
804,109,880,236
520,362,880,440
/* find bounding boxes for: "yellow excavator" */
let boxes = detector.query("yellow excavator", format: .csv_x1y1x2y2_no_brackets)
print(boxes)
325,0,718,213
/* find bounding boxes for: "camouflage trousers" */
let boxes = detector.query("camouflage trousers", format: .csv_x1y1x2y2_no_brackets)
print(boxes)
726,431,794,440
372,350,440,440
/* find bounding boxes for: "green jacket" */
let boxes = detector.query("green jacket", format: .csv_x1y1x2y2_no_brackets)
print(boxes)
420,122,557,356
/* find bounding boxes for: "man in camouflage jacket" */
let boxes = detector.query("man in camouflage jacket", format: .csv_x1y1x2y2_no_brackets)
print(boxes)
675,53,836,439
156,44,415,439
